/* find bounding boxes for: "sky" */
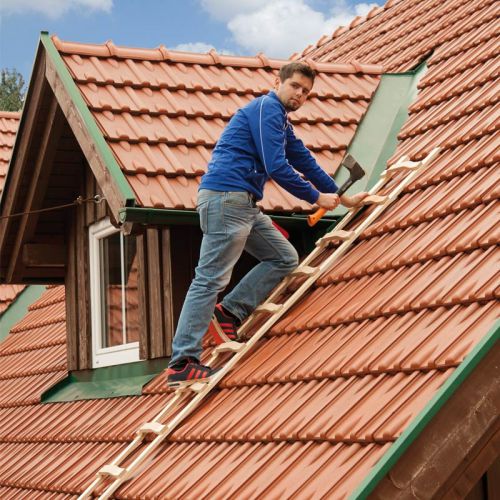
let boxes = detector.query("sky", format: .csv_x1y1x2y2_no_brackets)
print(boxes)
0,0,383,85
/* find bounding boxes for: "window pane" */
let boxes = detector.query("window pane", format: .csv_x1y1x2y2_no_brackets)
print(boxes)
100,233,122,348
98,230,139,349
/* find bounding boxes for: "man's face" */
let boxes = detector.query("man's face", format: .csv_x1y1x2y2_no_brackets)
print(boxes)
275,72,313,112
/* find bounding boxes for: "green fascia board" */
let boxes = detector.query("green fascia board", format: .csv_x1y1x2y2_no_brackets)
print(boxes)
350,318,500,500
0,285,46,341
40,32,136,207
41,358,168,403
119,206,339,229
329,63,427,218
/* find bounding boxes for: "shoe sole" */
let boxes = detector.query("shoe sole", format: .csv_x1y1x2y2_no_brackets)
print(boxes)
167,377,212,389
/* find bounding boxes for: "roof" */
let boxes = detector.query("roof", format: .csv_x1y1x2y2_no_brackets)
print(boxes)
298,0,499,72
0,285,25,315
0,112,25,314
0,0,498,497
0,111,20,195
52,35,382,212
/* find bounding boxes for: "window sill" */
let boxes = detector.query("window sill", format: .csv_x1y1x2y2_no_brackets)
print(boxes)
41,358,168,403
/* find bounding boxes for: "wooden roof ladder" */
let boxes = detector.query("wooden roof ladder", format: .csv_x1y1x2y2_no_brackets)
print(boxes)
78,147,441,499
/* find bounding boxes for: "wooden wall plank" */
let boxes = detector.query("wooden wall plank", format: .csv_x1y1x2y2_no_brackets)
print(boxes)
76,193,91,369
85,163,97,226
137,233,150,359
161,228,174,357
65,211,79,371
146,228,165,358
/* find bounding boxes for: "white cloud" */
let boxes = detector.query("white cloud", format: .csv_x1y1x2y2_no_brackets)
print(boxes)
171,42,233,55
200,0,269,22
0,0,112,19
202,0,379,58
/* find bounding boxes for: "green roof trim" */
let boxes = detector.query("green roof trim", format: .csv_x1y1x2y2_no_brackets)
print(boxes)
0,285,46,342
330,62,427,218
119,206,338,229
350,318,500,500
41,358,168,403
40,32,136,207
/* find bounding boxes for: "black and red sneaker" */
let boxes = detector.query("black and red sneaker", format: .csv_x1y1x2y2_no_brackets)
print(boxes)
208,303,240,345
166,358,220,388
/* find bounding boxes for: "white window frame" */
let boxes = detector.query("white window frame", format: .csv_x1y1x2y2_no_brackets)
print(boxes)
89,217,140,368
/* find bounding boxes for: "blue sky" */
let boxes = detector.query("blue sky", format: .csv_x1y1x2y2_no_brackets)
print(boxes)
0,0,383,85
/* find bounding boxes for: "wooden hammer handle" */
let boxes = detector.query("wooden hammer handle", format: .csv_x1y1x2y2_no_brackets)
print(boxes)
307,207,327,227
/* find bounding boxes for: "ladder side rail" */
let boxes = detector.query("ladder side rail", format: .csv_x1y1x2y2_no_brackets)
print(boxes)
78,384,188,498
237,148,439,339
97,221,369,499
236,176,387,339
78,435,144,499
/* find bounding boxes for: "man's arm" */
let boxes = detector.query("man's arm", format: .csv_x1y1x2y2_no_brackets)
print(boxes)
285,123,339,194
248,96,321,204
286,124,370,208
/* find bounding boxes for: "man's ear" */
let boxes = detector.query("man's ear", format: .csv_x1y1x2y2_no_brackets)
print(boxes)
274,76,280,90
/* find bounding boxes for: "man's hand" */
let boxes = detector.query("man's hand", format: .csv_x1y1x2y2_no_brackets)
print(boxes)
340,192,370,208
316,192,341,210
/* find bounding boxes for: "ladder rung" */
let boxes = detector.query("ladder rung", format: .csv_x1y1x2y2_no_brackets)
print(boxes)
214,341,245,354
255,303,283,314
362,194,388,205
98,465,125,478
138,422,165,435
189,382,210,393
387,160,420,172
290,265,317,277
317,230,355,247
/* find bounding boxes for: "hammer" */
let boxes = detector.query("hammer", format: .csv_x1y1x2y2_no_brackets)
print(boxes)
307,154,365,226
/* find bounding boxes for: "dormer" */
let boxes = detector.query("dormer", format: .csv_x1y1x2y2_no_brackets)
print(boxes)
0,33,384,372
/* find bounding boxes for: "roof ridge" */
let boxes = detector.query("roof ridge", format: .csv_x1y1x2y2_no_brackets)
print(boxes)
51,35,383,75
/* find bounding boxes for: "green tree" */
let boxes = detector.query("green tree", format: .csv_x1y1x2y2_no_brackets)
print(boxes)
0,68,25,111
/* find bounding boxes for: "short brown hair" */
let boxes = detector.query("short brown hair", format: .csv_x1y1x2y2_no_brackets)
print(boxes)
279,62,316,83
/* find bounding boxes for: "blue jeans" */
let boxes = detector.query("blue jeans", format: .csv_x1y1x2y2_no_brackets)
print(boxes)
169,189,299,365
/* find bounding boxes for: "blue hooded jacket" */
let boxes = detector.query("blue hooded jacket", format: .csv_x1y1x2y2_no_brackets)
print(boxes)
200,91,338,204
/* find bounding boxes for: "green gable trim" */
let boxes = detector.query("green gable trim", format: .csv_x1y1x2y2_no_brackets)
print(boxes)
0,285,46,341
41,358,168,403
330,62,427,218
350,319,500,500
40,32,136,207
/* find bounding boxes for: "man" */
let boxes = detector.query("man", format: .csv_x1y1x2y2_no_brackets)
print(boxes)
166,62,369,387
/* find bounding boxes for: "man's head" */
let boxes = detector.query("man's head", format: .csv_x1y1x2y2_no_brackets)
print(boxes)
275,62,315,112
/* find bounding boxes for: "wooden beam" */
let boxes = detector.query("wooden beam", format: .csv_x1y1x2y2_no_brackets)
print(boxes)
44,52,126,221
22,244,66,267
65,211,79,371
146,228,165,358
76,201,91,369
161,228,174,357
7,94,65,282
0,49,47,265
137,233,150,359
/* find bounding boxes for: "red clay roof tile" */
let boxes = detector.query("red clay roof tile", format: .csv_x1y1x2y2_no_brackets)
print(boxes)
0,113,25,316
0,111,20,196
52,36,382,212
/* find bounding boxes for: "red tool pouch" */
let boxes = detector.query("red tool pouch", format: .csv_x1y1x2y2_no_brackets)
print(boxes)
272,220,289,239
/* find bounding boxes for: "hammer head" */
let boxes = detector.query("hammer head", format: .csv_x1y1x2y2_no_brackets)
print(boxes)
342,154,365,181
